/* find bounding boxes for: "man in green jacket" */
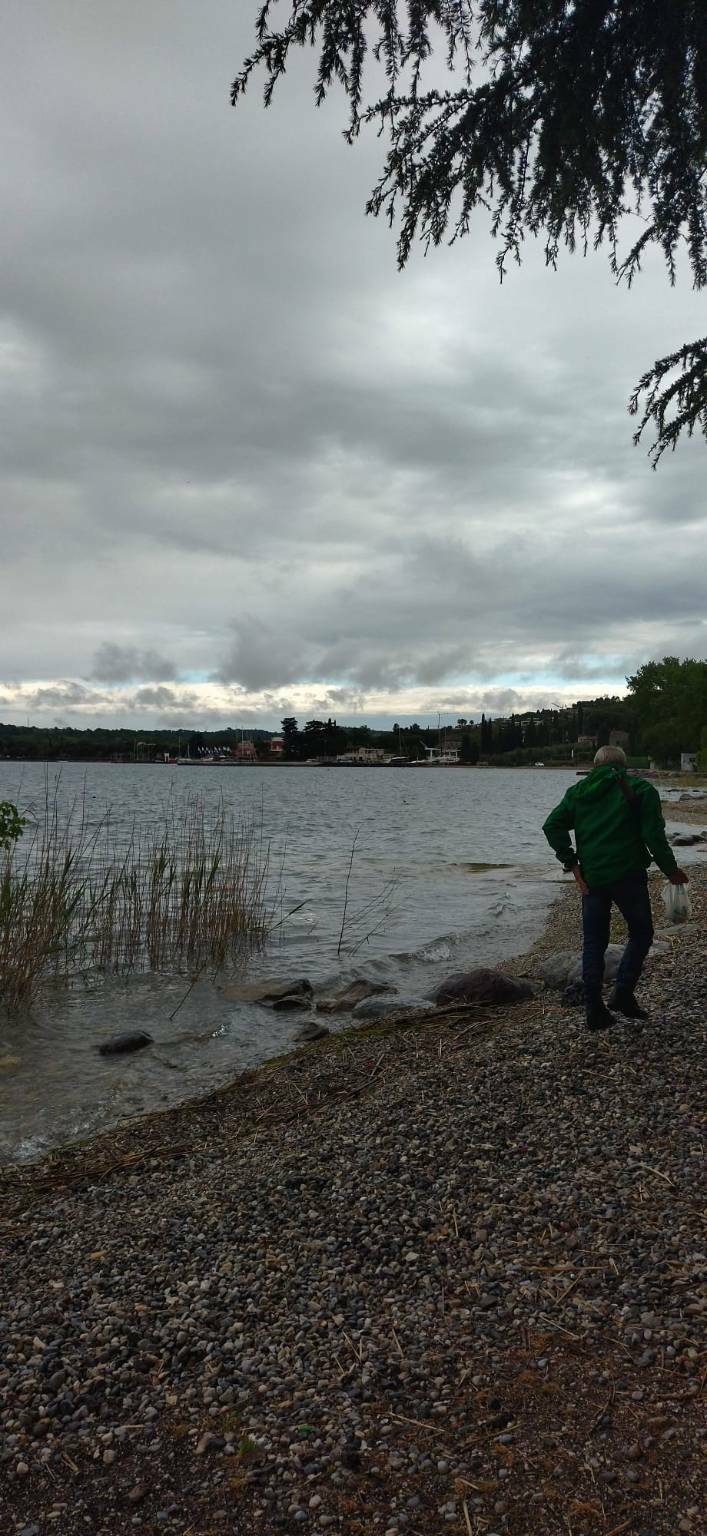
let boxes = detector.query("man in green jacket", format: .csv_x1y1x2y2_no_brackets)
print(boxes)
543,746,688,1031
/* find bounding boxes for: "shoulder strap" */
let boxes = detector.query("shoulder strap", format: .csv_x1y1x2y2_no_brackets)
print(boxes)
613,769,640,813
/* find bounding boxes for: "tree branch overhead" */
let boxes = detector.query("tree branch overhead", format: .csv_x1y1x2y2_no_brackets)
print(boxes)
232,2,707,464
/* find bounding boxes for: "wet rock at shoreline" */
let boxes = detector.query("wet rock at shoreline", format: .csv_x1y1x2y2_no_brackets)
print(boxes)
352,995,434,1022
98,1030,153,1057
294,1021,331,1043
668,830,706,846
431,968,533,1008
316,978,391,1013
221,977,313,1006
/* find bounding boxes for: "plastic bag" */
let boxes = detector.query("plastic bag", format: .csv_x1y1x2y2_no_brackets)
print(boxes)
661,881,692,924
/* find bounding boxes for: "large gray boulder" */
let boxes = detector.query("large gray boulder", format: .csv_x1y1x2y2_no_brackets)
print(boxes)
316,979,391,1013
431,968,533,1008
668,831,706,846
99,1031,153,1057
542,940,669,992
568,944,625,987
539,951,579,990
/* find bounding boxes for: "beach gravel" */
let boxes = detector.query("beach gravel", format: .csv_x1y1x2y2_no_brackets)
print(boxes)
1,871,705,1535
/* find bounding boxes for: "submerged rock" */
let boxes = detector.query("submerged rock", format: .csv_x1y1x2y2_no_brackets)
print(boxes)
669,831,706,846
99,1031,153,1057
316,978,391,1013
221,977,313,1006
431,968,533,1008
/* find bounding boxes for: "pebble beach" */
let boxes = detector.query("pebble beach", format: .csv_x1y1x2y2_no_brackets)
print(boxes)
1,868,705,1536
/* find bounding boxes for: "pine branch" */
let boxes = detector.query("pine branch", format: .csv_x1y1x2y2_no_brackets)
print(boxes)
629,336,707,467
233,2,707,464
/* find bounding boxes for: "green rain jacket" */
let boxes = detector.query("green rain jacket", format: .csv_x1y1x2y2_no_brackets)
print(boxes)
542,765,679,889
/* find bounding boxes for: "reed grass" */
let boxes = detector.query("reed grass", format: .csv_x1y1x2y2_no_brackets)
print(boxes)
0,789,269,1009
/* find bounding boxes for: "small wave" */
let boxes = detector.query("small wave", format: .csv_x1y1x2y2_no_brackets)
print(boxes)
451,861,515,872
394,936,456,964
9,1135,51,1164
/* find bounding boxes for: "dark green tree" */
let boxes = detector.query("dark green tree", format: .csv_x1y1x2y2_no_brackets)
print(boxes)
302,719,328,756
233,2,707,466
627,656,707,759
460,731,479,764
280,716,301,759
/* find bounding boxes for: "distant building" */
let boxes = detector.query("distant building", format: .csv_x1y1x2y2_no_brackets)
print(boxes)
609,729,631,748
681,751,698,771
234,740,257,761
269,736,285,756
577,734,597,748
337,747,387,764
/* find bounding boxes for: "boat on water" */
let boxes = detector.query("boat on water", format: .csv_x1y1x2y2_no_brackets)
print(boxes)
410,745,460,766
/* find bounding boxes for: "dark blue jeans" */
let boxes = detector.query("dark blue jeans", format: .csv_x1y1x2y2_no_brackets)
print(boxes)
581,869,654,1002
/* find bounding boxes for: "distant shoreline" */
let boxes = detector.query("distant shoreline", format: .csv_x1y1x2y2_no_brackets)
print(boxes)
2,757,706,781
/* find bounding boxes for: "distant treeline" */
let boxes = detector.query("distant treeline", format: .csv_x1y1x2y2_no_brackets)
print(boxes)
0,725,274,763
2,658,706,767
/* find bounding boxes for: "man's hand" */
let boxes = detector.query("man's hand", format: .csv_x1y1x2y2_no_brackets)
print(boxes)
572,866,590,896
670,868,689,884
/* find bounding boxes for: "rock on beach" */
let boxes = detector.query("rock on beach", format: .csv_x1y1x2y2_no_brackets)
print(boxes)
540,940,669,991
431,966,533,1007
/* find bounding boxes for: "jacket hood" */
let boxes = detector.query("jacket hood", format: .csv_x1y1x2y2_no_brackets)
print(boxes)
574,764,629,802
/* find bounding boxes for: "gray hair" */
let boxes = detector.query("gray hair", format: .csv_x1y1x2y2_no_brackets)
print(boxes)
594,744,627,766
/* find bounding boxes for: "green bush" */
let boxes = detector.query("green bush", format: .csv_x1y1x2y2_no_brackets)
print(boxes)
0,801,26,850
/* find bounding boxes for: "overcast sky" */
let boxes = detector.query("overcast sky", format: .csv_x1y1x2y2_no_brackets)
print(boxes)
1,1,705,732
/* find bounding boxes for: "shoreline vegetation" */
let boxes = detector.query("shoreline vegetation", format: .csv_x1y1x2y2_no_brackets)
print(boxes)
2,869,705,1534
0,792,269,1009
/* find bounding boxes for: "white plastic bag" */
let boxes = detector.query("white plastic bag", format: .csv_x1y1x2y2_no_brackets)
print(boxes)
661,881,692,924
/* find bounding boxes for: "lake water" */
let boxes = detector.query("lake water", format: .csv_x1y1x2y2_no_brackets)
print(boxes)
0,761,690,1162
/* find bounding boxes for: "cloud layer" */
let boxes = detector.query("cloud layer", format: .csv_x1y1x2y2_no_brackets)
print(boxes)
1,0,705,730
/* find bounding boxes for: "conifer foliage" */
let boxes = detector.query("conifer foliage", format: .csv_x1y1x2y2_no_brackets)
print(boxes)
232,2,707,465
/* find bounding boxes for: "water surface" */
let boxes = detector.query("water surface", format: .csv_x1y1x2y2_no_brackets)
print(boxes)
0,761,650,1160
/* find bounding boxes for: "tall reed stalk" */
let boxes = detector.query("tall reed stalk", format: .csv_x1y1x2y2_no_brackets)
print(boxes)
0,790,269,1009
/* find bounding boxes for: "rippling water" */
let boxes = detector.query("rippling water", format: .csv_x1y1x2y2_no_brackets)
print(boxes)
0,761,581,1160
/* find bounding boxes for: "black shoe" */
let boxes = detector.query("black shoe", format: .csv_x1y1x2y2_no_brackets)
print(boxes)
585,999,616,1032
607,987,649,1020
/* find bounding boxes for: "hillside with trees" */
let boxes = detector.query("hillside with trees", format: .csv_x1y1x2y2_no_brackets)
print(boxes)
1,658,705,768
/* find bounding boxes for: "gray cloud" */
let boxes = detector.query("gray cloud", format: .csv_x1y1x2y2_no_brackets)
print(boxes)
0,0,704,729
91,644,178,684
